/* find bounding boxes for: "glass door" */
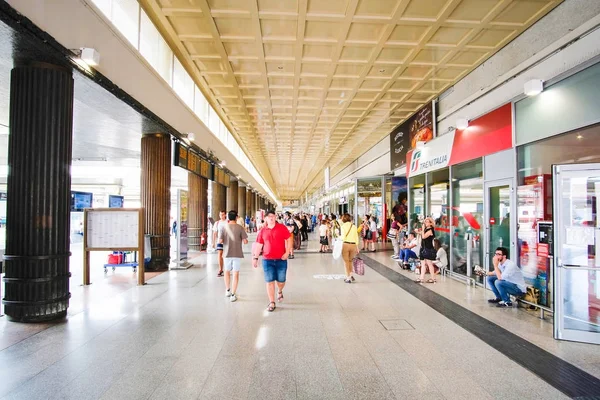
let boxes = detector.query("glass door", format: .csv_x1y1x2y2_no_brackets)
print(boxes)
554,163,600,344
484,180,513,282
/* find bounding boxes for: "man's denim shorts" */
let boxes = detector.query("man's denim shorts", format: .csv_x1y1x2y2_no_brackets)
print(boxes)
262,259,287,283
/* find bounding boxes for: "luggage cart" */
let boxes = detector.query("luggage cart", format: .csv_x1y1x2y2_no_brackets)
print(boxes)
104,251,138,273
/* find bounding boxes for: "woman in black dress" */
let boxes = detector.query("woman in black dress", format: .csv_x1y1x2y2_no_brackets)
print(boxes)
416,217,437,283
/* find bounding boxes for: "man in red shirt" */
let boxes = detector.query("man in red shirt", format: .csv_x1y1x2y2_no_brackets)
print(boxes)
252,209,292,312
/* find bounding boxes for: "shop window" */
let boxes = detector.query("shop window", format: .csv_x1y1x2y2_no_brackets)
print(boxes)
409,174,425,232
451,159,483,278
357,178,383,227
428,168,450,248
517,123,600,304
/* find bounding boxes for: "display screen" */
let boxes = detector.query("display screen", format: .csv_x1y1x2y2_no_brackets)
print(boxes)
108,195,124,208
71,191,93,211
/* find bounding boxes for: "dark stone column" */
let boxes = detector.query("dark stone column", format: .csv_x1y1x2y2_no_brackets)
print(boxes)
211,182,226,217
188,173,208,251
226,180,239,213
238,185,247,218
141,133,171,271
3,62,74,322
246,189,252,218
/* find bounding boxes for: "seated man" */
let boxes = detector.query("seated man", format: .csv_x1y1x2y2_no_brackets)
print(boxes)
486,247,527,307
399,231,420,267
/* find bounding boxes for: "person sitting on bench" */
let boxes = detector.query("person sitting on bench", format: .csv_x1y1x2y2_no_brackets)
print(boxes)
399,231,419,267
486,247,526,307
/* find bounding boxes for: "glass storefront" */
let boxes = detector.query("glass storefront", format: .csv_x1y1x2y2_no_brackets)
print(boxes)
357,177,383,227
451,160,483,280
408,159,484,280
429,169,450,247
409,174,425,231
517,123,600,306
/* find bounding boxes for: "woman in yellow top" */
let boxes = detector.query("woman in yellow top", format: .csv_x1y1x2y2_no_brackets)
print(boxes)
340,213,360,283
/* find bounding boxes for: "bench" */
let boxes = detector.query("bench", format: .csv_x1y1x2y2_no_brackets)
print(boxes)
515,297,553,320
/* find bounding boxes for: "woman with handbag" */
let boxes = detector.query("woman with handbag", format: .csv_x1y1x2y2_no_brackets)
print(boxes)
340,213,359,283
361,215,370,251
416,217,437,284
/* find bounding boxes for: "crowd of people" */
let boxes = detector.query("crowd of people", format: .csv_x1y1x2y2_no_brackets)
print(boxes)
207,200,527,312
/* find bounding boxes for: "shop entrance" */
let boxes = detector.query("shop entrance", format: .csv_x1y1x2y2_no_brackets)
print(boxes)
484,180,513,278
553,163,600,344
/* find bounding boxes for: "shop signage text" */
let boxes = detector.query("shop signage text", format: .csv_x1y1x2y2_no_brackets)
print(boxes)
406,103,513,177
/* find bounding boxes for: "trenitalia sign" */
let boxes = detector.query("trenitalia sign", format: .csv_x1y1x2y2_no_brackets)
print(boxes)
407,132,454,177
406,104,513,178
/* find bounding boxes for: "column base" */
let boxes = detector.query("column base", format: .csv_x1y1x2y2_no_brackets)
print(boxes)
146,258,170,272
5,309,68,323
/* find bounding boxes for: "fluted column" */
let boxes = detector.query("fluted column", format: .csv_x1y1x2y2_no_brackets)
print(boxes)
188,173,208,251
211,182,227,217
141,133,171,270
3,62,73,322
238,185,247,218
245,189,252,218
226,180,239,213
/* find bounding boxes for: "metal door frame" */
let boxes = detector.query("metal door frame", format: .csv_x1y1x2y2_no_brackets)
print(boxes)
553,163,600,344
483,179,515,283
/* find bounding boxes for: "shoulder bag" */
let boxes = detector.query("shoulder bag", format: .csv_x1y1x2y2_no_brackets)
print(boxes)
333,225,351,260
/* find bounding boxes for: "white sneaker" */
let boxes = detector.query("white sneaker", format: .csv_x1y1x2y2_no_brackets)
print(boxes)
225,290,232,297
230,293,237,302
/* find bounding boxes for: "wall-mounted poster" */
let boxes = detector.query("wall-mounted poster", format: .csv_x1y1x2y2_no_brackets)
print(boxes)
390,102,434,171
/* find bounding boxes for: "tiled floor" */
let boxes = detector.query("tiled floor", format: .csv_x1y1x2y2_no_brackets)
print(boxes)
0,234,589,399
365,250,600,380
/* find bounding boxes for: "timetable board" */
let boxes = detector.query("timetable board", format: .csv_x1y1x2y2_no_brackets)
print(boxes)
86,210,140,249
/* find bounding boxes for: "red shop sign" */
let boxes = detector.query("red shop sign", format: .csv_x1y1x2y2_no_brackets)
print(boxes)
449,103,513,166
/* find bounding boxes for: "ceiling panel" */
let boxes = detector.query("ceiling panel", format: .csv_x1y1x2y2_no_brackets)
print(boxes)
144,0,564,199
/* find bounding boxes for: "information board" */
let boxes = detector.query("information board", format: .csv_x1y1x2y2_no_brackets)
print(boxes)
174,142,215,180
175,143,188,169
83,208,146,286
86,210,139,249
214,167,230,187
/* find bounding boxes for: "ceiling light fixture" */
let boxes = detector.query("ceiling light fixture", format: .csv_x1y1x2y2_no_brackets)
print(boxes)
187,132,196,141
524,79,543,96
456,118,469,130
78,47,100,66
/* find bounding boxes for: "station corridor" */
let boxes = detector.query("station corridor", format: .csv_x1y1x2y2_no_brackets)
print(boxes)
1,235,598,400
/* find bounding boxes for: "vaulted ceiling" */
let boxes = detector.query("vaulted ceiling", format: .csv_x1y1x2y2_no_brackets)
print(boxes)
141,0,562,200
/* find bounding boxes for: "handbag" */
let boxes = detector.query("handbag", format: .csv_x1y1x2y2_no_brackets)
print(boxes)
419,247,436,260
387,227,398,240
352,256,365,275
333,225,352,260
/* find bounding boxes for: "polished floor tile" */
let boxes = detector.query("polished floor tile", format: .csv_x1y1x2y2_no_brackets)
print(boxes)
0,234,576,399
